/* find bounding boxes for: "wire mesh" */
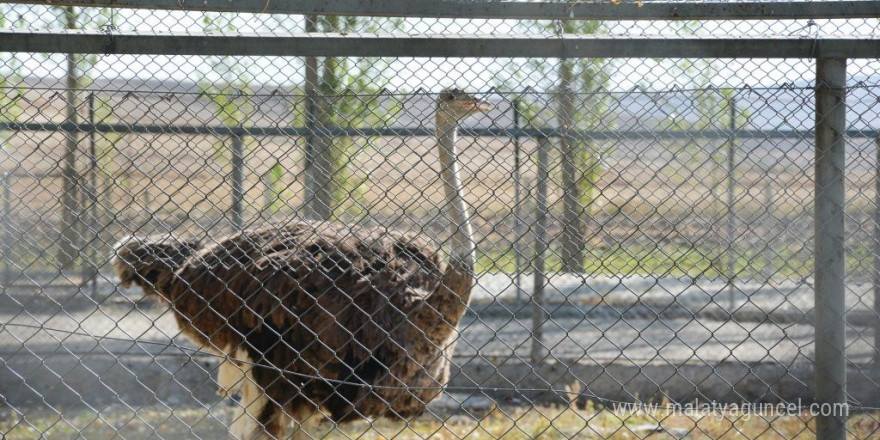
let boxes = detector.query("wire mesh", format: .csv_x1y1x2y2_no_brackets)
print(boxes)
1,2,879,440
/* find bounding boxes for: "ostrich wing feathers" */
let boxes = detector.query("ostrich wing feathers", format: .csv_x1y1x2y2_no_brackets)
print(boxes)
115,222,462,422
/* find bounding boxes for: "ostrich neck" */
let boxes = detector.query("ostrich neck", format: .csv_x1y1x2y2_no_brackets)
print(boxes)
409,114,475,339
436,116,476,269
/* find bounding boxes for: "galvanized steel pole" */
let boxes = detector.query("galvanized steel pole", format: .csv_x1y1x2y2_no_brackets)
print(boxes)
231,134,245,231
530,135,550,363
726,95,737,310
814,57,848,440
86,92,99,296
874,135,880,366
1,171,10,290
513,98,524,303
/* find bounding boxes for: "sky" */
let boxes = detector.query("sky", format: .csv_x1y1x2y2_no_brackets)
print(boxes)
0,4,878,93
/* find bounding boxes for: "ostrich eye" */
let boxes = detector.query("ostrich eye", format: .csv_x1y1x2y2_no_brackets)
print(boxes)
449,88,466,98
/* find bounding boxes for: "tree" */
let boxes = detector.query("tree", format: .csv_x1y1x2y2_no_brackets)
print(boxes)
302,15,402,220
199,12,255,229
302,13,334,221
495,18,614,273
46,6,116,269
0,12,25,149
0,10,25,264
0,4,113,271
554,20,617,273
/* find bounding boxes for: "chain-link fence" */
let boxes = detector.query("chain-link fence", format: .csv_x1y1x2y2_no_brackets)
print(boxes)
1,1,879,439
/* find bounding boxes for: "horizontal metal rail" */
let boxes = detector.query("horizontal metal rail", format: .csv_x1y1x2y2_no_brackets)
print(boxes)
2,122,877,141
2,30,879,58
3,0,880,20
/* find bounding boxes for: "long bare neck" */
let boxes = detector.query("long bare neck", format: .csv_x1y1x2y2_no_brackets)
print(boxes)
411,112,475,339
435,114,476,269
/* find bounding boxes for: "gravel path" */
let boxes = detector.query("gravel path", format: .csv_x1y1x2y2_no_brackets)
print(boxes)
472,273,875,315
3,274,875,368
1,274,877,409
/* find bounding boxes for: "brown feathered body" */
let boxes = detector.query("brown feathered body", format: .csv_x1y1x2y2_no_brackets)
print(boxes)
114,90,487,439
114,221,471,432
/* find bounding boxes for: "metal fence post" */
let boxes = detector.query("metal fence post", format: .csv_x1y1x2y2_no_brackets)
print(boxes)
874,134,880,366
83,92,98,296
512,97,524,303
763,164,774,283
303,84,317,220
261,169,273,218
530,135,550,363
231,133,245,231
0,106,10,290
726,95,737,309
1,171,10,290
814,57,848,440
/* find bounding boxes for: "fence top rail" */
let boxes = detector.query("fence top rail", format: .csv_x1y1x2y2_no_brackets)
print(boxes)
3,29,879,58
4,0,880,20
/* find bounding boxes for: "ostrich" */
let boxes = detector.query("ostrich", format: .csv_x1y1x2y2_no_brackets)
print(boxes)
113,89,491,440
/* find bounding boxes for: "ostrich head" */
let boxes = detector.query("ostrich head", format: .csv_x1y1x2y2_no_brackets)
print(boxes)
436,88,492,126
431,88,491,275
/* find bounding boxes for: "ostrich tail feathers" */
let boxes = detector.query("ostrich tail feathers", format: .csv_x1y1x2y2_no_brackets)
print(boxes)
112,234,202,292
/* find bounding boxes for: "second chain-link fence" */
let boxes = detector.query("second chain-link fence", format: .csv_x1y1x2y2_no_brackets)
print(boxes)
1,2,879,439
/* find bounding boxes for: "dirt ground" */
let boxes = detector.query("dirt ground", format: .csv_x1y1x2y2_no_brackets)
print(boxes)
2,274,878,416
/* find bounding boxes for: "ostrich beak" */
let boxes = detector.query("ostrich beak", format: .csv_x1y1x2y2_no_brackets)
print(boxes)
474,99,493,112
461,98,492,114
443,91,493,115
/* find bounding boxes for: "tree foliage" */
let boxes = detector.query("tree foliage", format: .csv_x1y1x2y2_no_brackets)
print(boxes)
300,15,404,219
493,18,616,272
